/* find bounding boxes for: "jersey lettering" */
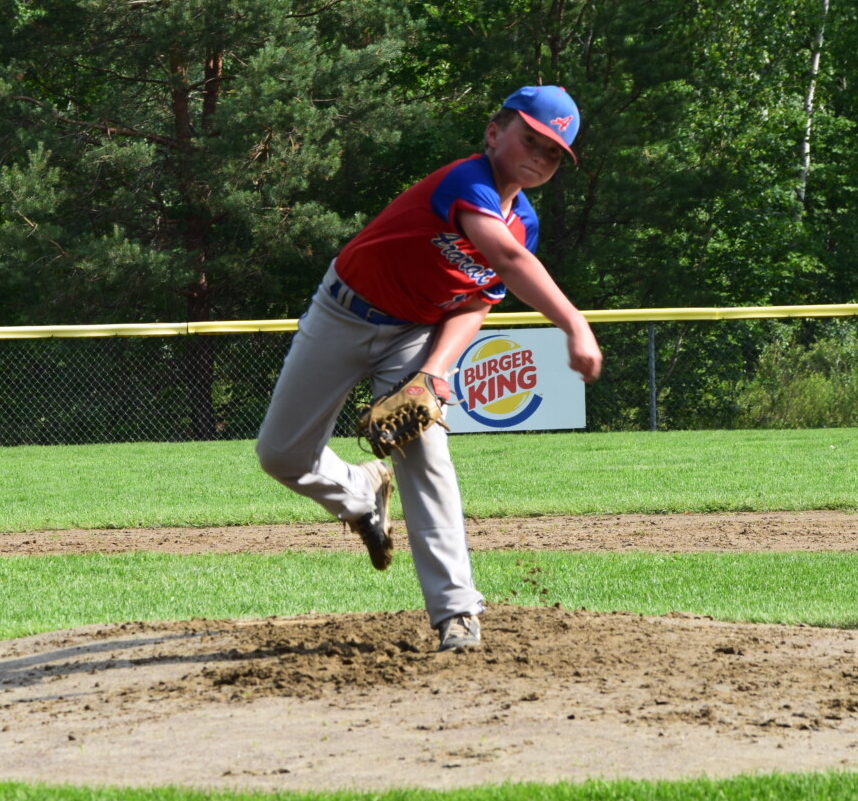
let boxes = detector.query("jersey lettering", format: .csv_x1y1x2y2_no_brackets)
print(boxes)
431,232,496,286
334,154,538,324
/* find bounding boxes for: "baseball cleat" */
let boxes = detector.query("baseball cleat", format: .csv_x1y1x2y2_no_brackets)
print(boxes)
437,614,481,651
348,460,394,570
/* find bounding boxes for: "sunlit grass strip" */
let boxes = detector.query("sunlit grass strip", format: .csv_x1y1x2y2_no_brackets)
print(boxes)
3,550,857,640
2,429,857,533
475,551,858,628
0,552,425,639
4,770,858,799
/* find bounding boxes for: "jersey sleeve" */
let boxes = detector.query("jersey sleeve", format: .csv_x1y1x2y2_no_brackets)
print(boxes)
480,281,507,304
430,156,540,254
430,158,506,234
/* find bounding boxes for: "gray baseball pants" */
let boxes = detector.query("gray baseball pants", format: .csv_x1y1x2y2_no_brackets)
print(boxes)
255,265,485,628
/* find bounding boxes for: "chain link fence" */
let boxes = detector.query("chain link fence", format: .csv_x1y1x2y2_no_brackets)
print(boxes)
2,312,858,446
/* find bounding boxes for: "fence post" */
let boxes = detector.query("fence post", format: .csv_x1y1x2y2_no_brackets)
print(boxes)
648,322,657,431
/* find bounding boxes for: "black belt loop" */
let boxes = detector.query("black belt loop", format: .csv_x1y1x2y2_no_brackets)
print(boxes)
328,279,409,326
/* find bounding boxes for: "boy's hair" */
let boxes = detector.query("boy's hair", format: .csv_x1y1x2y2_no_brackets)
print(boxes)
484,107,519,148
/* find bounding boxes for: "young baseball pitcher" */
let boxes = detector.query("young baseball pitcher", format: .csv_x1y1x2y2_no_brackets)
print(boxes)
256,85,602,651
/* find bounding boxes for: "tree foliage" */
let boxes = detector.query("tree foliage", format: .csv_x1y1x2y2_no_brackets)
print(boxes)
1,0,857,326
1,0,421,324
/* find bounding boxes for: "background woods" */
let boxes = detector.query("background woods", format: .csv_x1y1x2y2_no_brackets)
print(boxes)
2,0,857,326
2,0,857,441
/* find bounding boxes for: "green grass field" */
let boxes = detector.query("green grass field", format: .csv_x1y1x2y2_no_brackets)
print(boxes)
2,428,856,532
4,772,858,801
3,550,858,640
2,428,858,800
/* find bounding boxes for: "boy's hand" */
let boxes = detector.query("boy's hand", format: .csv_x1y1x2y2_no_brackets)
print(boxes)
458,211,604,383
567,325,602,383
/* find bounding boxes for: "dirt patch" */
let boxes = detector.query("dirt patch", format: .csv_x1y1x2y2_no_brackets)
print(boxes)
2,511,858,792
5,509,857,556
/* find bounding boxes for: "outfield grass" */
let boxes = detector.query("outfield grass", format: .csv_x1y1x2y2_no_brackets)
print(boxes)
1,428,856,532
2,428,858,799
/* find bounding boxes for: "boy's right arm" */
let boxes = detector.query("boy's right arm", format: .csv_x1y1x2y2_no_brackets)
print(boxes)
458,211,603,383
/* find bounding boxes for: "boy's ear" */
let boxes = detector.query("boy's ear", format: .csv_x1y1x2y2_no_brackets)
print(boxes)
484,121,499,148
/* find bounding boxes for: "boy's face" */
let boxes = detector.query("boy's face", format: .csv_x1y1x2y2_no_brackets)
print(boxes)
486,115,564,188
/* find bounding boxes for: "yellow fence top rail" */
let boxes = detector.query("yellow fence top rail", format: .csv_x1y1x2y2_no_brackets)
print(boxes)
0,322,190,339
2,304,858,339
582,303,858,324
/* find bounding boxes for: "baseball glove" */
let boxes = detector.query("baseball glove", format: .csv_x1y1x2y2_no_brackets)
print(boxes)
357,371,451,458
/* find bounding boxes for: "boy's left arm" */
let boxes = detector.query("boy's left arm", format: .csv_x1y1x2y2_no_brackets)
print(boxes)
458,211,602,383
419,297,491,378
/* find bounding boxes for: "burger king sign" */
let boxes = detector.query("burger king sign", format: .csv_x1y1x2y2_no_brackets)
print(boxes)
446,328,586,433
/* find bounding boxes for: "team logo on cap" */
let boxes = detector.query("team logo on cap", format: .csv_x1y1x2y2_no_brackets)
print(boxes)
551,115,574,132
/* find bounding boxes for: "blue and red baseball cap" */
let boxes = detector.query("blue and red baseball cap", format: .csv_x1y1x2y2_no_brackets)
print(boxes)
502,85,580,159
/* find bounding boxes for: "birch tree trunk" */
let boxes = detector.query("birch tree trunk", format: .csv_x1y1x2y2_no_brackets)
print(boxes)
798,0,830,208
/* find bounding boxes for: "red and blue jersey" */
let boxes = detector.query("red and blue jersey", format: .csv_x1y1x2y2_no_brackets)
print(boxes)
335,154,540,324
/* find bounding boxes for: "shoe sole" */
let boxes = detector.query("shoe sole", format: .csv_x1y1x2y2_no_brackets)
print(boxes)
438,637,481,652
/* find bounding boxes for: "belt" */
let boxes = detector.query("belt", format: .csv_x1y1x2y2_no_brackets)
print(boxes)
328,279,410,326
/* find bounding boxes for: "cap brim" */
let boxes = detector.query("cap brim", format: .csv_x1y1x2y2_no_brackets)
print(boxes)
516,110,578,164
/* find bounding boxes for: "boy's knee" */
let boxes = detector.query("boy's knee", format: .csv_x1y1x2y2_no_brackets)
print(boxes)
256,439,316,487
256,440,290,480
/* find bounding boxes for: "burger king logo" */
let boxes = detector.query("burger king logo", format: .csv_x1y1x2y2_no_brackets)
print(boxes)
453,335,543,428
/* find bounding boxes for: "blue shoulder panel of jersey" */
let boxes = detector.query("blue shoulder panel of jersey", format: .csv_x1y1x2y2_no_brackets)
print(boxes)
515,194,540,253
430,155,540,254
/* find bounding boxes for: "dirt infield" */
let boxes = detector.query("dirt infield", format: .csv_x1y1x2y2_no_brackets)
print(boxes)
2,511,858,793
